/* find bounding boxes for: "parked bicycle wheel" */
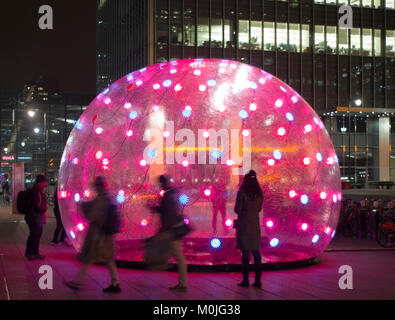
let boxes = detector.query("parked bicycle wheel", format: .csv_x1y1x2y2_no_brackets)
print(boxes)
377,222,395,248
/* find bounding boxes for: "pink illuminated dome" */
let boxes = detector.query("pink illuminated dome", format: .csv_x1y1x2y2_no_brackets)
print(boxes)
58,59,341,265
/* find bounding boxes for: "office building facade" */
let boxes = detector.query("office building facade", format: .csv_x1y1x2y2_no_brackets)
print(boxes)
95,1,395,185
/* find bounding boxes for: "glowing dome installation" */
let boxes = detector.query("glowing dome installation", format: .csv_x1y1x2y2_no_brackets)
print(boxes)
58,59,341,265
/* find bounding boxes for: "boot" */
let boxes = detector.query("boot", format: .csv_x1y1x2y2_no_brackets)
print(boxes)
238,256,249,288
252,252,262,289
252,275,262,289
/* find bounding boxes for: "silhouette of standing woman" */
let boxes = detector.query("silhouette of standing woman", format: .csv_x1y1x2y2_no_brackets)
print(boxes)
234,170,264,288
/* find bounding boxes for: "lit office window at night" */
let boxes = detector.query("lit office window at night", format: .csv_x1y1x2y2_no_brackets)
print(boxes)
375,30,382,56
362,29,373,56
385,0,395,9
289,24,300,53
276,23,288,52
264,22,275,51
302,25,310,53
251,21,262,50
315,25,325,54
197,19,209,47
239,20,249,49
374,0,382,7
351,28,361,55
387,30,395,56
327,26,337,54
211,19,223,48
184,24,195,46
339,28,349,55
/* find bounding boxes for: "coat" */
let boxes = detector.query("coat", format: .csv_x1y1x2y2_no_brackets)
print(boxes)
25,185,48,227
153,188,182,232
77,191,116,264
234,189,263,251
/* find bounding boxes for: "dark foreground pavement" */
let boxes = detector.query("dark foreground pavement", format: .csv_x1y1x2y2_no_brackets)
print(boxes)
0,205,394,300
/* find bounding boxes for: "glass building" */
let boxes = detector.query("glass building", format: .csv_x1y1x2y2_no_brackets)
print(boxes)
97,0,149,92
0,83,92,185
100,0,395,186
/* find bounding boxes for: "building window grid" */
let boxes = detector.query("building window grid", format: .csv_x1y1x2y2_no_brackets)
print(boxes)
159,19,391,57
313,0,395,8
155,0,394,111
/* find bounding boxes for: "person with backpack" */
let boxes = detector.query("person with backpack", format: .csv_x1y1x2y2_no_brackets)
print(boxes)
24,175,48,260
149,174,188,292
234,170,264,289
65,176,121,293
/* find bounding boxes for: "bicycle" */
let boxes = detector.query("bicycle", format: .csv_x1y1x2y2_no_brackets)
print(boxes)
377,211,395,248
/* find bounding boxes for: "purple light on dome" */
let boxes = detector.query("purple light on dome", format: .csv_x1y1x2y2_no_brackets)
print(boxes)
211,238,221,248
207,79,217,86
275,99,283,108
273,150,282,160
286,112,295,121
74,193,80,203
129,110,138,119
182,108,192,118
179,194,189,205
239,110,248,119
312,235,320,244
126,73,133,82
270,238,279,247
301,195,309,205
249,82,258,89
163,80,172,87
291,95,298,103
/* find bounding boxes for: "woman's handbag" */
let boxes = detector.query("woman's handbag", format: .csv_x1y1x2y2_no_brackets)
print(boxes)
171,220,192,240
144,232,171,268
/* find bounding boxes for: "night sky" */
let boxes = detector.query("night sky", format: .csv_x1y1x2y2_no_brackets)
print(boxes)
0,0,97,96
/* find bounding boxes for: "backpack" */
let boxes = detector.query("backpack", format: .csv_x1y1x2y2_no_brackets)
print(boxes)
102,201,121,235
17,189,33,215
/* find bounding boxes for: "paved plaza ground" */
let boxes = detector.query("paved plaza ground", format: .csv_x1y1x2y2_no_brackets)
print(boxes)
0,205,394,300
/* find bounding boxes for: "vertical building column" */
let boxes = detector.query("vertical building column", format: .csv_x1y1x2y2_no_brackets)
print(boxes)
379,117,390,181
147,0,155,65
